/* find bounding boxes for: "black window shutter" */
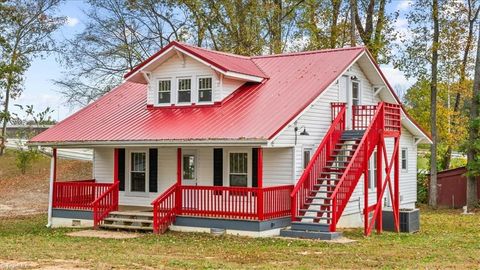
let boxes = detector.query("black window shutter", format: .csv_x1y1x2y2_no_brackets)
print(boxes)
117,148,125,191
213,148,223,186
149,148,158,192
252,148,258,187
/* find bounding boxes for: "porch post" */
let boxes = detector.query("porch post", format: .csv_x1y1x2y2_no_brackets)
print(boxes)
47,148,57,228
394,137,400,232
257,148,264,220
176,148,182,214
376,143,383,234
363,144,369,236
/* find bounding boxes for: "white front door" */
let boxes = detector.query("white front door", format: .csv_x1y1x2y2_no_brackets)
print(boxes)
129,151,148,194
182,150,197,186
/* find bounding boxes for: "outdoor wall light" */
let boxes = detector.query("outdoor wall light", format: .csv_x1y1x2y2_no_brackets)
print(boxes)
351,75,359,81
294,125,309,145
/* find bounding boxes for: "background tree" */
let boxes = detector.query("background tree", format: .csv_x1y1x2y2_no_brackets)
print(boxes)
466,22,480,210
0,0,65,156
55,0,186,106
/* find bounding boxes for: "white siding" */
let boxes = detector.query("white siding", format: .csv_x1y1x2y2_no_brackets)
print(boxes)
263,148,294,186
148,54,245,105
93,148,113,183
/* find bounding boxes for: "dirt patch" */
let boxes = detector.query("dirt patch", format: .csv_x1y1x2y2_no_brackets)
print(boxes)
67,230,142,239
0,259,89,270
0,150,92,217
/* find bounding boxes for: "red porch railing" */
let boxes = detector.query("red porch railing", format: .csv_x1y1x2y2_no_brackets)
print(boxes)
151,183,178,234
93,182,119,228
352,104,377,130
53,180,112,210
179,185,293,220
290,103,346,221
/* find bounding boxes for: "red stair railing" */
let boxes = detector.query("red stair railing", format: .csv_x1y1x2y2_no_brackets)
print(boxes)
92,182,119,229
290,103,346,221
152,183,178,234
330,102,386,232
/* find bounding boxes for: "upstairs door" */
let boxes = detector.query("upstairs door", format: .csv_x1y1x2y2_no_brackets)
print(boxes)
182,150,197,186
339,75,360,130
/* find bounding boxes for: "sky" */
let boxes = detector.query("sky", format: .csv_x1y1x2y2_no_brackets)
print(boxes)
12,0,415,122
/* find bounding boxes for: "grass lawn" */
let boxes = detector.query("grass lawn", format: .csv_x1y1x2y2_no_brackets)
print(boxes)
0,208,479,269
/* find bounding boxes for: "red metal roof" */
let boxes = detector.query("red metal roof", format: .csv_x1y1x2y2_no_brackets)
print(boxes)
30,46,367,144
124,41,267,80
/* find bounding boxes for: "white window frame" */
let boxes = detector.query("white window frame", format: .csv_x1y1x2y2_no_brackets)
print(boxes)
126,149,149,197
197,76,214,104
401,148,408,172
156,78,172,106
227,150,250,187
302,146,313,170
177,77,192,104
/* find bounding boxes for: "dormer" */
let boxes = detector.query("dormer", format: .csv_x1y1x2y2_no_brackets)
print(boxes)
123,41,268,107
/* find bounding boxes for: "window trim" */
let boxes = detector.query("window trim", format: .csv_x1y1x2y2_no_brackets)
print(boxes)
227,150,250,187
156,78,172,106
197,76,214,104
177,77,192,104
351,80,361,106
302,146,313,170
126,149,149,196
401,147,408,172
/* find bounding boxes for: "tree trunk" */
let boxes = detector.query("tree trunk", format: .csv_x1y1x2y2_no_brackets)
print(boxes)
330,0,341,48
428,0,439,209
349,0,356,46
466,21,480,211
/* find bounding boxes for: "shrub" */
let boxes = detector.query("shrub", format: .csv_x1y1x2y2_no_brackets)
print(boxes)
15,147,40,174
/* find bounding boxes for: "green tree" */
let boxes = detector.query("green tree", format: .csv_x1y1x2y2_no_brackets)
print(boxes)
0,0,64,156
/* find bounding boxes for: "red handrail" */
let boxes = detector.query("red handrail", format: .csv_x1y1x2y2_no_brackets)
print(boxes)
330,102,386,231
151,183,178,234
290,103,346,221
92,182,119,229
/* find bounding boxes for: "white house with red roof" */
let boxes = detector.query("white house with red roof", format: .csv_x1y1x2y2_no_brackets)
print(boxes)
30,41,430,239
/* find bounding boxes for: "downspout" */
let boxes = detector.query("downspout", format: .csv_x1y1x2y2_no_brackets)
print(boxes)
46,148,57,228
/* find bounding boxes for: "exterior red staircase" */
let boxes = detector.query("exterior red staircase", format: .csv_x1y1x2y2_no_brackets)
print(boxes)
283,102,401,239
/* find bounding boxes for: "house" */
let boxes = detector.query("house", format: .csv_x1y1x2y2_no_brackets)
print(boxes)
29,41,431,239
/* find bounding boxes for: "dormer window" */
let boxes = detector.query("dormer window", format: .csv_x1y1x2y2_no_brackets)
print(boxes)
158,79,171,104
198,77,212,102
178,78,192,103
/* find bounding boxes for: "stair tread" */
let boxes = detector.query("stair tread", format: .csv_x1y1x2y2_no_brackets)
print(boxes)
307,196,331,200
299,209,332,213
109,211,153,217
100,223,153,230
104,217,153,223
314,184,337,187
305,202,332,206
312,190,333,193
297,216,332,220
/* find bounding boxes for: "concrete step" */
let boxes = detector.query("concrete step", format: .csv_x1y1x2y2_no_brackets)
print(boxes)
104,217,153,224
291,221,331,232
100,223,153,231
297,216,332,220
109,211,153,218
299,209,331,214
280,228,342,240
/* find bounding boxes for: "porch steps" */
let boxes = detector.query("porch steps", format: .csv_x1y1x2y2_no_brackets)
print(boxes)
280,222,342,240
99,211,154,232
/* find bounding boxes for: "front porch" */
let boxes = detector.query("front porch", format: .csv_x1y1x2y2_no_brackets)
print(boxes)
48,147,293,233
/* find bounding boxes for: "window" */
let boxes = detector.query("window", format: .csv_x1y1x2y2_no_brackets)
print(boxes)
368,152,377,189
229,152,248,187
198,77,212,102
303,148,312,169
130,152,146,192
158,80,171,104
352,81,360,105
401,148,408,171
183,154,196,180
178,78,191,103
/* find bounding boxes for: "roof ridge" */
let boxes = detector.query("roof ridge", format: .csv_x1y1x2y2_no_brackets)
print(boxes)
252,46,366,59
177,42,253,60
